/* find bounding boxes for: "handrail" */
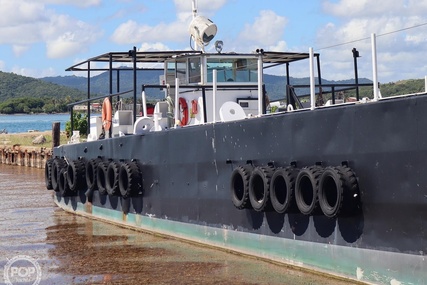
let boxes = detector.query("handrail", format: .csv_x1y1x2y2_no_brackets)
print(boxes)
68,89,133,133
293,83,373,99
67,89,134,107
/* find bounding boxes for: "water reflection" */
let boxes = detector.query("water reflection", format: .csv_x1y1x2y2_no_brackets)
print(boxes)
0,164,354,285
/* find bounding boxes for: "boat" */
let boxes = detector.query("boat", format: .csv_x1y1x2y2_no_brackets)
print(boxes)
44,2,427,284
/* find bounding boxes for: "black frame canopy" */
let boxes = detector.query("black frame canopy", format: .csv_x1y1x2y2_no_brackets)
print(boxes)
66,48,320,134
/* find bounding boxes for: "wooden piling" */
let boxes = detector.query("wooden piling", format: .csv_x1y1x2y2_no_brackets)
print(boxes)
52,122,60,149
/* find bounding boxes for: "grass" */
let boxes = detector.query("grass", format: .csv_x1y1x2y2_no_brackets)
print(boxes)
0,131,69,149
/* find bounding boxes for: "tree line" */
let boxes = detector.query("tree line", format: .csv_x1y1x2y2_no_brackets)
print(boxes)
0,96,77,114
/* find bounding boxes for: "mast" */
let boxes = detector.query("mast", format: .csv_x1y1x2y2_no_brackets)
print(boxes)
192,0,199,50
192,0,198,19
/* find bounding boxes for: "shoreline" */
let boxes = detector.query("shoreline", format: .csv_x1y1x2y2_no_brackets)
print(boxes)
0,131,68,169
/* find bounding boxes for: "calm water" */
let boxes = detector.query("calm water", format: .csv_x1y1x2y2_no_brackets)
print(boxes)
0,114,70,133
0,164,357,285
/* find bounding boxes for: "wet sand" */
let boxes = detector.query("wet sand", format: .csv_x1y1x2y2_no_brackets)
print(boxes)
0,164,358,284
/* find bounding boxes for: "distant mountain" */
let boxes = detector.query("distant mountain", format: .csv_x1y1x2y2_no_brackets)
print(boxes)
0,68,423,109
0,71,85,101
41,69,164,100
40,69,374,101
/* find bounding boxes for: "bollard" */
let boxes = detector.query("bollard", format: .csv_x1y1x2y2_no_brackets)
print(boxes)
52,122,60,148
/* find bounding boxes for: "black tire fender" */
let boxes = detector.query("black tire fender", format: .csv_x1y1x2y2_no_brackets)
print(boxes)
319,166,361,217
119,161,142,198
51,158,66,192
269,167,298,214
86,158,102,191
58,168,75,197
318,167,344,218
45,158,54,190
295,166,324,215
106,161,121,196
96,161,108,195
230,165,253,209
248,166,274,212
67,159,86,192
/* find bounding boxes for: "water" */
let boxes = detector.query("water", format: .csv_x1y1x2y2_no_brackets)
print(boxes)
0,164,357,285
0,114,70,133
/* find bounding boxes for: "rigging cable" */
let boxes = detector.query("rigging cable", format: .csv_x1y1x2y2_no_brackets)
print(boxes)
315,22,427,51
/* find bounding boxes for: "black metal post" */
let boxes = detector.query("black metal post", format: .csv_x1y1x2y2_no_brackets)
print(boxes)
117,69,120,101
352,48,360,100
132,46,137,122
109,53,113,138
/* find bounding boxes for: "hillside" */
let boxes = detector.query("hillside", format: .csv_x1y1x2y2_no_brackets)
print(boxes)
0,71,85,100
0,68,425,114
41,70,375,101
0,71,87,114
42,69,164,100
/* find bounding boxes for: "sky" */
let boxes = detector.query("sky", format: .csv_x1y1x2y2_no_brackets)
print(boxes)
0,0,426,83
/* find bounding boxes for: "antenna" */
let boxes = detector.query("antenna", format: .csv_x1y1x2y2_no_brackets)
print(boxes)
192,0,198,19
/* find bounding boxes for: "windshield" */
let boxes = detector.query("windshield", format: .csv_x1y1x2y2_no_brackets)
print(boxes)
207,57,258,83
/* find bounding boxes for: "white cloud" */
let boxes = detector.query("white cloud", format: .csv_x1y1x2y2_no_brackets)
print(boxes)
111,20,189,45
0,1,102,58
44,14,102,58
35,0,101,8
111,0,229,46
139,42,171,51
323,0,405,18
174,0,228,20
238,10,288,47
316,1,427,81
12,45,31,57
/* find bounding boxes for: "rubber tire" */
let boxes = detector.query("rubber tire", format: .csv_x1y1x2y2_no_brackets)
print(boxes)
86,158,102,191
52,158,66,192
119,161,142,198
269,167,298,214
230,165,252,209
336,166,360,215
45,158,54,190
295,166,324,215
318,167,344,218
96,161,108,195
248,166,274,211
106,161,121,196
58,169,74,197
67,159,86,192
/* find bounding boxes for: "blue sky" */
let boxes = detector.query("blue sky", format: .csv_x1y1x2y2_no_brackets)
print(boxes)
0,0,426,83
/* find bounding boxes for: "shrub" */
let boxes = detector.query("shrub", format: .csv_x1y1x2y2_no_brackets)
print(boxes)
65,112,88,137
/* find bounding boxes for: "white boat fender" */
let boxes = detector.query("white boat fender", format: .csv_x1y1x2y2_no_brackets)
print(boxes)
133,117,154,135
219,101,246,122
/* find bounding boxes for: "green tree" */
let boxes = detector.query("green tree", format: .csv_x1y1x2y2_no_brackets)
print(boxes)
65,112,88,137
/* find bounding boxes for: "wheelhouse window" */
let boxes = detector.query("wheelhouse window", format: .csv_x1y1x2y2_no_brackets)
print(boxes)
166,59,188,85
175,59,187,84
207,57,258,83
189,57,201,83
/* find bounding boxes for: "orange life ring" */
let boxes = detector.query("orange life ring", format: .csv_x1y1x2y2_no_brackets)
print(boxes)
179,97,189,125
102,97,112,131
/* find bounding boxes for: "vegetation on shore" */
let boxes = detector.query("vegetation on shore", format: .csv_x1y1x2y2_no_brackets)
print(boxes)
0,71,85,114
0,69,425,114
0,131,68,149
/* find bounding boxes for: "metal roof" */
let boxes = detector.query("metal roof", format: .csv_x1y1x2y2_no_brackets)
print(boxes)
65,50,318,72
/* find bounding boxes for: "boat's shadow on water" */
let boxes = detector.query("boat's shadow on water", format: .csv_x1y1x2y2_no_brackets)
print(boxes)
57,191,144,215
246,208,364,243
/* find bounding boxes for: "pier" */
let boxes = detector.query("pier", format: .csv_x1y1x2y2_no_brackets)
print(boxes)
0,145,51,169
